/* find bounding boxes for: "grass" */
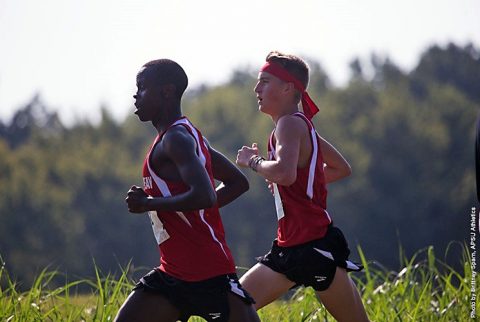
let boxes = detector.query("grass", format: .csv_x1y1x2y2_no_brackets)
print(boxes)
1,244,477,321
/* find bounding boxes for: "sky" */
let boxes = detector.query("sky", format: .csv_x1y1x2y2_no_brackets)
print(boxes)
0,0,479,124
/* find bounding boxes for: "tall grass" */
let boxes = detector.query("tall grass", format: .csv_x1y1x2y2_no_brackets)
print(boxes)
0,258,133,322
1,244,477,321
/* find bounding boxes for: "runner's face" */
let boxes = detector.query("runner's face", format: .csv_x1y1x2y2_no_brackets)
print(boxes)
133,67,162,122
254,71,286,115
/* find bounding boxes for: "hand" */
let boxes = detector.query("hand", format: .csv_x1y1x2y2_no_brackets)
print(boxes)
236,143,259,168
125,185,150,213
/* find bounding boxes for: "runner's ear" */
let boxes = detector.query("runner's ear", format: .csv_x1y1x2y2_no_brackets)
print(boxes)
161,84,176,99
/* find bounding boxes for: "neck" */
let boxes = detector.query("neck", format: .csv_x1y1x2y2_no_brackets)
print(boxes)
271,104,299,125
152,103,182,134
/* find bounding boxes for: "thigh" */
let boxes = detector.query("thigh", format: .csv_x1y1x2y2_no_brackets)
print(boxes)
315,267,369,322
114,289,181,322
227,292,260,322
240,263,295,310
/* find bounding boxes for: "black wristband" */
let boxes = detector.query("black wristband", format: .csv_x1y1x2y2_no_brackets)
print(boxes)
249,156,265,172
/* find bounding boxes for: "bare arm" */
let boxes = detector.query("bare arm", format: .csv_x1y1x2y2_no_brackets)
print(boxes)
207,141,249,208
319,136,352,183
236,115,305,186
126,127,216,213
237,115,351,186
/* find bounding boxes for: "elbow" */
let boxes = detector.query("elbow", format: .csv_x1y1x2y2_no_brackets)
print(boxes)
238,172,250,194
205,189,218,208
333,160,352,179
342,163,352,178
196,188,217,209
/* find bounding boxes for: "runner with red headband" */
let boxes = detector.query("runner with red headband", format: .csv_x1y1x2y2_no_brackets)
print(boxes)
236,51,370,321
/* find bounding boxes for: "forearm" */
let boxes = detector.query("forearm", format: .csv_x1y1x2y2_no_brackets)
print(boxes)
323,163,352,183
146,188,216,212
319,136,352,184
215,179,249,208
252,158,296,186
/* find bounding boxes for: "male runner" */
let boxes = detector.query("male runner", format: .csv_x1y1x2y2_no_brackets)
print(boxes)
115,59,260,322
236,51,369,322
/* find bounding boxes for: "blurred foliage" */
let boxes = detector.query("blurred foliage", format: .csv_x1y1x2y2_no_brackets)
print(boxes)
0,42,478,286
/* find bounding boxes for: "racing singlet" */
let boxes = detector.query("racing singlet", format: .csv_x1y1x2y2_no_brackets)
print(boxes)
142,117,236,281
268,112,332,247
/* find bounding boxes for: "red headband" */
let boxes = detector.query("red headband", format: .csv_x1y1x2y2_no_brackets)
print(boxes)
260,61,319,119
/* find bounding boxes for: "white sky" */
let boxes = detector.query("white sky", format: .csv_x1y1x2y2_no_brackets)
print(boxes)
0,0,479,124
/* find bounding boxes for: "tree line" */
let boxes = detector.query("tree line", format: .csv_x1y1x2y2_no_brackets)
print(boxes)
0,42,478,287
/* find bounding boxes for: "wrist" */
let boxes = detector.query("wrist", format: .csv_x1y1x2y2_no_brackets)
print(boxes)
248,155,265,172
144,196,154,211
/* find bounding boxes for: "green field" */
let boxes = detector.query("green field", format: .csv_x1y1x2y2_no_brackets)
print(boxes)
1,245,477,321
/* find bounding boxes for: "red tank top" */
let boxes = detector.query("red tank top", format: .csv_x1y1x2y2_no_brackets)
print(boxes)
268,112,332,247
142,117,236,281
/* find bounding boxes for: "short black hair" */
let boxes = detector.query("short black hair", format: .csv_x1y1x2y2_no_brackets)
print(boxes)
141,59,188,98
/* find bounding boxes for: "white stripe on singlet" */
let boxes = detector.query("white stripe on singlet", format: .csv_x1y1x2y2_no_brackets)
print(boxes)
269,134,286,221
147,118,205,228
174,118,206,166
199,209,229,258
147,160,192,227
147,117,209,228
170,118,229,258
306,126,318,199
269,113,319,222
293,112,317,200
293,114,332,223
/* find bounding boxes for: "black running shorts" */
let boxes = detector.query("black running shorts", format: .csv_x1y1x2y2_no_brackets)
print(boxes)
258,225,363,291
133,269,255,322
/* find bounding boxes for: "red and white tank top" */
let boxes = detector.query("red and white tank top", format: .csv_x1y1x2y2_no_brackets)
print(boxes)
142,116,235,281
268,112,332,247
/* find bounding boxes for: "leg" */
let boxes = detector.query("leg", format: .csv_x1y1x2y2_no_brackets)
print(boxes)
114,289,181,322
227,293,261,322
315,267,369,322
240,263,296,310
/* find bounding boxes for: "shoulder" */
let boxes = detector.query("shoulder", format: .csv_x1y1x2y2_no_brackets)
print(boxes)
276,114,309,137
162,125,197,155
